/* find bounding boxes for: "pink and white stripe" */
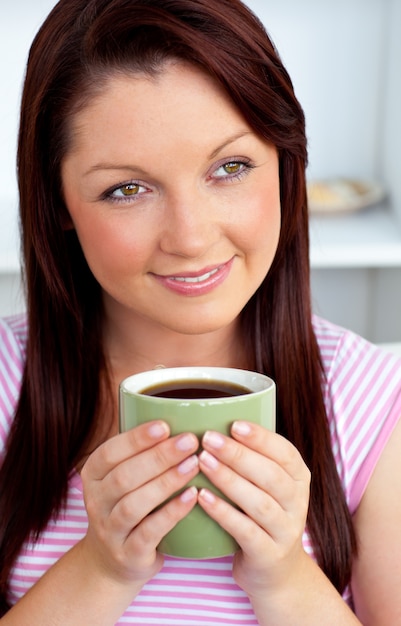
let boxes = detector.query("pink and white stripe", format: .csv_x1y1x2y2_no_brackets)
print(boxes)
1,314,401,623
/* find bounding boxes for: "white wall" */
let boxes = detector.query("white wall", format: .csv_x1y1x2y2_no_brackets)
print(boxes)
244,0,392,181
0,0,58,317
382,0,401,216
0,0,57,221
0,274,24,317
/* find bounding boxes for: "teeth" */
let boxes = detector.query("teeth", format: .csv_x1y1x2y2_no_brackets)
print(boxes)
172,267,220,283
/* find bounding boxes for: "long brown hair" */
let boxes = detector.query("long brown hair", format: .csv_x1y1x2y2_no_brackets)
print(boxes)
0,0,356,612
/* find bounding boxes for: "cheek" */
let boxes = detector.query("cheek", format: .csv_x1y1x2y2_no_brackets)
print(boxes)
240,187,281,255
71,211,152,278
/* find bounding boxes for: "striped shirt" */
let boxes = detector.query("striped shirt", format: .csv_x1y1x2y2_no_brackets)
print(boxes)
1,313,401,624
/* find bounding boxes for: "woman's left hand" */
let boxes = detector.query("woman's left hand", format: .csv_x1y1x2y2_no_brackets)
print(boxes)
198,421,311,599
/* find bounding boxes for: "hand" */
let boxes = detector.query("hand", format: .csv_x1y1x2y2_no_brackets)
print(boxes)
197,421,311,599
80,421,199,588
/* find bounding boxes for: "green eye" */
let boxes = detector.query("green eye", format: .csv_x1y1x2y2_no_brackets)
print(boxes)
212,159,253,182
120,183,141,196
223,162,242,174
103,180,149,204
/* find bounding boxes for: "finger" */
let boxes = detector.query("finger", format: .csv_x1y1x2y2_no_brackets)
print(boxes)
230,422,308,481
101,432,199,500
126,486,199,559
83,421,171,481
202,432,291,507
109,455,200,535
197,488,269,557
198,450,288,538
202,428,310,508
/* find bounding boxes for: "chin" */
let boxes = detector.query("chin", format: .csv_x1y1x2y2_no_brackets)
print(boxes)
164,313,240,337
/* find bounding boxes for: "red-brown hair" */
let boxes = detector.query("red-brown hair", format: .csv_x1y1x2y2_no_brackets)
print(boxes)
0,0,356,612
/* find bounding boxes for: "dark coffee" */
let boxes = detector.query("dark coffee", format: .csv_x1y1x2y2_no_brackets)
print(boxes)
140,379,251,399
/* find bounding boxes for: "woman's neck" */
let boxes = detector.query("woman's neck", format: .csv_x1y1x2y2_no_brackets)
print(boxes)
103,310,250,385
82,309,251,461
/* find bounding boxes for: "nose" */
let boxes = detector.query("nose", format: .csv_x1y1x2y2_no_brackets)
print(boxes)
159,189,219,259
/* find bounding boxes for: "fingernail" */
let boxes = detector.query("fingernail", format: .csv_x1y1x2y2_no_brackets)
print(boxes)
148,421,169,438
176,433,198,451
203,430,225,449
199,488,216,504
177,455,199,474
199,450,219,470
232,421,251,436
180,486,198,503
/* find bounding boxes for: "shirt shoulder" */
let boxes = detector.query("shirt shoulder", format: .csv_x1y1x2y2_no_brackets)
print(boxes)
0,313,27,455
313,315,401,512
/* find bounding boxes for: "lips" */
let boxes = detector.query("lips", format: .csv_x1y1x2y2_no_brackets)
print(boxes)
169,266,221,283
153,259,234,296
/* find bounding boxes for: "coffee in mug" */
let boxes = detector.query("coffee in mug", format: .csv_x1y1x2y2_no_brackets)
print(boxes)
140,379,251,399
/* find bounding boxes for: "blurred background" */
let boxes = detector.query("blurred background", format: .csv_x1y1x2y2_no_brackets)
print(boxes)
0,0,400,342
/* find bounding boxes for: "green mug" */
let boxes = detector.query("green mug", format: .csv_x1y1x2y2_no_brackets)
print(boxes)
119,366,276,559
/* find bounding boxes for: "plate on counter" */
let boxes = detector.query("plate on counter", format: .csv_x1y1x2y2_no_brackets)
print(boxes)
307,178,386,214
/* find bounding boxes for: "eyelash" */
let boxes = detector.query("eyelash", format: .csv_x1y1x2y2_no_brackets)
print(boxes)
211,158,255,182
100,181,149,204
101,158,255,205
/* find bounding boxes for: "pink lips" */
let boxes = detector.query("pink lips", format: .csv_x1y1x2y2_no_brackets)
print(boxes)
153,258,234,296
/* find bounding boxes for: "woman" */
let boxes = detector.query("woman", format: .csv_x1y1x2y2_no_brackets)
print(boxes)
0,0,400,623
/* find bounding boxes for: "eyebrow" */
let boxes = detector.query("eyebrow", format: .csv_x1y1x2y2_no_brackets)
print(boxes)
208,130,253,159
83,163,149,178
83,130,253,177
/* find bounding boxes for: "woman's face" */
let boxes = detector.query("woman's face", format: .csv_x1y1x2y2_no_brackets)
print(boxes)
61,62,281,337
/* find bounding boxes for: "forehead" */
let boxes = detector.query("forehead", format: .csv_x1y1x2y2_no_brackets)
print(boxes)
65,62,252,158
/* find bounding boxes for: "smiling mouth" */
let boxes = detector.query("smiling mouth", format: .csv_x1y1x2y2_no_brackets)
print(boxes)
169,267,221,283
154,258,234,295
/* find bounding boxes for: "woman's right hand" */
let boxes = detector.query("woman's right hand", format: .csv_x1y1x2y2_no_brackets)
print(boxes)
0,423,200,626
80,421,199,588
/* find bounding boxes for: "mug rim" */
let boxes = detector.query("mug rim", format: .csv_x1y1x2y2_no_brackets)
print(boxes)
120,366,274,398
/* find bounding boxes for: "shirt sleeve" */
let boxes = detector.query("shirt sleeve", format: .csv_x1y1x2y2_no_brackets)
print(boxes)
323,327,401,514
0,315,26,457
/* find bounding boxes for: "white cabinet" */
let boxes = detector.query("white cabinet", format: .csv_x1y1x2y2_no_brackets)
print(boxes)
1,0,401,341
